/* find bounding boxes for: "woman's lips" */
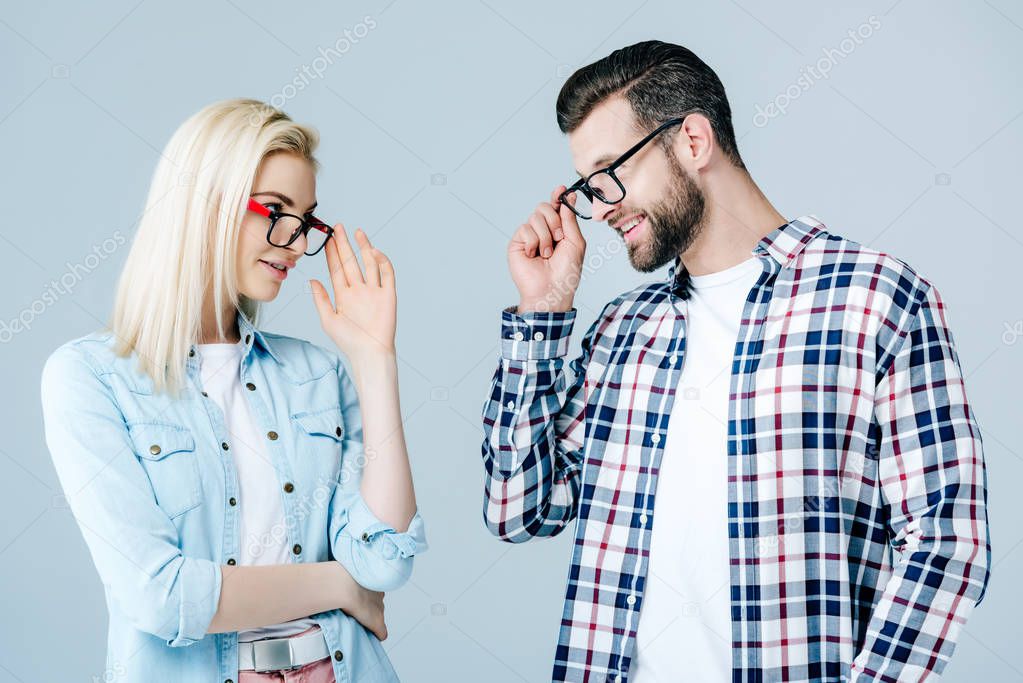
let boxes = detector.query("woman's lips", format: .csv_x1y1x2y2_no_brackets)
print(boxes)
259,259,288,281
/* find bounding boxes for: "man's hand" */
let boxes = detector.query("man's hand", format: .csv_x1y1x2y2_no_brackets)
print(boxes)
508,186,587,313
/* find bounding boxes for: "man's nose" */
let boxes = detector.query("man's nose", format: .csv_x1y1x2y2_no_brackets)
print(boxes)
592,197,618,224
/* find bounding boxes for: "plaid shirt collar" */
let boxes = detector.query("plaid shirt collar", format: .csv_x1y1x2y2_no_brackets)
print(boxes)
667,215,827,298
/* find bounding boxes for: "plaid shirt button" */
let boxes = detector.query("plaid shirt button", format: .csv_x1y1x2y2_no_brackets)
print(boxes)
639,514,648,525
533,331,545,340
626,595,636,606
650,434,661,444
506,400,515,410
512,331,524,341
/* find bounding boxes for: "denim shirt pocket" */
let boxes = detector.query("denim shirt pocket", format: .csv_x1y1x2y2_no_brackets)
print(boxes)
126,421,203,519
291,405,346,487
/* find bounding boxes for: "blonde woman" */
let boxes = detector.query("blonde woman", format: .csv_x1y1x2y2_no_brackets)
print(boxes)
40,99,426,683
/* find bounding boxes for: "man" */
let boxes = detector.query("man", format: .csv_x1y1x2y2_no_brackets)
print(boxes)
480,40,990,682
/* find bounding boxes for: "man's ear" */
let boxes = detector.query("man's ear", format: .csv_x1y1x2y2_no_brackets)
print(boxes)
674,113,715,171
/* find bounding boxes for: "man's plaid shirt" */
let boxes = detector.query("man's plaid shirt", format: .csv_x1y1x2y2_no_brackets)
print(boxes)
481,216,990,682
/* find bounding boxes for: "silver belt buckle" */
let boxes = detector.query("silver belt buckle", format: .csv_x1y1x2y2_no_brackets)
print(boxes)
252,637,296,673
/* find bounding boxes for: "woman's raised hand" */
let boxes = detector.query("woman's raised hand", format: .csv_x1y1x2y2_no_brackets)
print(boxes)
310,225,397,364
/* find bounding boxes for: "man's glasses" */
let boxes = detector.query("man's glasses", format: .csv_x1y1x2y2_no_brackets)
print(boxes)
558,116,688,220
246,198,333,256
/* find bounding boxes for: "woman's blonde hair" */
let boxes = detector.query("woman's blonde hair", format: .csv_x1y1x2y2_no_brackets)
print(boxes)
108,98,319,396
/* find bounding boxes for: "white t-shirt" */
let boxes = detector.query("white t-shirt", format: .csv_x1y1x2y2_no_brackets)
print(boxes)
196,340,319,642
630,256,763,682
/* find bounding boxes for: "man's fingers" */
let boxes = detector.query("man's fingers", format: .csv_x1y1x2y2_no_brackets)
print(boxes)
528,213,554,259
550,186,563,207
558,195,584,246
513,223,539,258
536,202,563,242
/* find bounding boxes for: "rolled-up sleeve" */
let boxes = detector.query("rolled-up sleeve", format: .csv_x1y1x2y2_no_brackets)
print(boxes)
40,343,221,647
327,357,427,592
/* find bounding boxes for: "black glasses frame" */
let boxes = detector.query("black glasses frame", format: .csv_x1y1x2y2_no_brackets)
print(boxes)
558,116,689,220
247,199,333,256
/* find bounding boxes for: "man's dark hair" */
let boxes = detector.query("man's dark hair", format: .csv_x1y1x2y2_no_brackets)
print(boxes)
556,40,745,169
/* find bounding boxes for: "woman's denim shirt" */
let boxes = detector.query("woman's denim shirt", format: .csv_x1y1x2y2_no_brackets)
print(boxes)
40,311,427,683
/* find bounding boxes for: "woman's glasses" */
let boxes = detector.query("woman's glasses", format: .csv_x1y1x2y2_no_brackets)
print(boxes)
246,198,333,256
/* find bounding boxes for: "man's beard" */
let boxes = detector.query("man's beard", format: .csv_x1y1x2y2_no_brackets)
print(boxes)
625,156,706,273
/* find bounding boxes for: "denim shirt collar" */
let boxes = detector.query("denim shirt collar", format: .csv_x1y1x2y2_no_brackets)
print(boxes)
186,308,282,366
666,215,826,299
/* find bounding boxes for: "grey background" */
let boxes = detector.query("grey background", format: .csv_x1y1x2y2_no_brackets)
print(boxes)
2,0,1021,681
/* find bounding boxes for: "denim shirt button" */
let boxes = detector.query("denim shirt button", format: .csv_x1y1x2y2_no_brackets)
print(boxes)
334,650,344,662
149,444,161,456
245,382,256,391
267,431,278,441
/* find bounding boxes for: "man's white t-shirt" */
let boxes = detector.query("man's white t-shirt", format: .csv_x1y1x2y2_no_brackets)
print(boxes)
630,256,763,682
196,340,319,642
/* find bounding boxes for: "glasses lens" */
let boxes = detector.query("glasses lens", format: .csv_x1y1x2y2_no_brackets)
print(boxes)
268,214,303,247
303,224,330,255
588,171,625,205
563,189,593,220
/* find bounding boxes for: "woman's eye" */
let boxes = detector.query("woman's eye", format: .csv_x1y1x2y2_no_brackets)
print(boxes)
265,202,283,213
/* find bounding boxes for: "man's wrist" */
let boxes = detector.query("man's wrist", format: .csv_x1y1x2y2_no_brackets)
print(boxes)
516,298,575,314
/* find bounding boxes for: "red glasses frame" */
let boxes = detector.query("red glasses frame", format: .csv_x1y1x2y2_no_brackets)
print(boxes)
246,198,333,255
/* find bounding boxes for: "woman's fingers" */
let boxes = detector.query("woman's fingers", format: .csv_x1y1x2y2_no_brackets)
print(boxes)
354,229,380,286
330,224,365,285
324,223,352,296
374,248,395,289
308,278,335,319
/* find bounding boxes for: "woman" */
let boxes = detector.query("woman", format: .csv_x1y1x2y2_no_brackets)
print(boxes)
40,99,426,683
